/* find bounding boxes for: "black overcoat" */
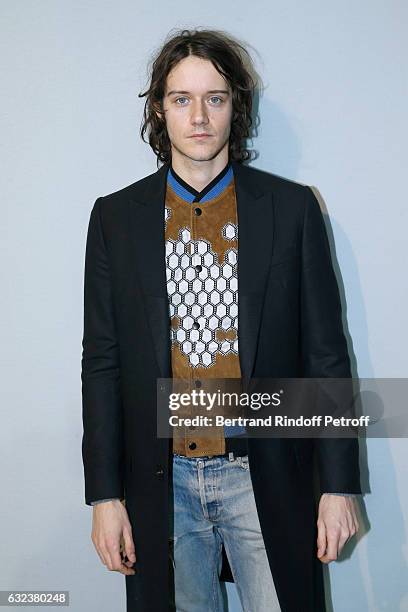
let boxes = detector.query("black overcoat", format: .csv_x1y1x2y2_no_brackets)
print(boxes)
81,160,361,611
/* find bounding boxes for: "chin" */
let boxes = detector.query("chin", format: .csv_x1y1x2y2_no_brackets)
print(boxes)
183,149,217,163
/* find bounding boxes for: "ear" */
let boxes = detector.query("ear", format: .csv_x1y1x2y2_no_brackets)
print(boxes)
154,102,165,121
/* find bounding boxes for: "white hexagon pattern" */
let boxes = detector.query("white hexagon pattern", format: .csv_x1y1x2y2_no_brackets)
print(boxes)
165,207,238,368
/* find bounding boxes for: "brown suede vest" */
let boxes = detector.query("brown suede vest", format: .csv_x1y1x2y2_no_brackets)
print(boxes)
165,172,242,457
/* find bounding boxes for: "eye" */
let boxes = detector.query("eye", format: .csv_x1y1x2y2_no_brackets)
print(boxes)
209,96,223,104
175,97,188,105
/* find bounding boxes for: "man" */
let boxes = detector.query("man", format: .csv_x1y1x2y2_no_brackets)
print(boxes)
81,29,361,612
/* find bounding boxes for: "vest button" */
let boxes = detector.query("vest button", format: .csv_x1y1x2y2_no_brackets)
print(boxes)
194,207,202,216
195,264,202,273
188,442,197,450
192,321,200,329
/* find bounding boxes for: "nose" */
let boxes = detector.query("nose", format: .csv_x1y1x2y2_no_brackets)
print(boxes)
190,99,209,126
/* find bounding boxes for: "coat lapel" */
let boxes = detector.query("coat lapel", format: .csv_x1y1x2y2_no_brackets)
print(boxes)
127,160,275,383
127,163,171,379
232,161,275,387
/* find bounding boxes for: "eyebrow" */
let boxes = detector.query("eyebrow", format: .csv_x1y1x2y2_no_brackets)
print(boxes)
166,89,230,96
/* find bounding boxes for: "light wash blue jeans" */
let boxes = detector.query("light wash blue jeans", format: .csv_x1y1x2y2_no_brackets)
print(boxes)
169,452,281,612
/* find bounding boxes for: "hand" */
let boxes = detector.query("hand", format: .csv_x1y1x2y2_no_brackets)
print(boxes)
316,494,359,563
91,499,136,575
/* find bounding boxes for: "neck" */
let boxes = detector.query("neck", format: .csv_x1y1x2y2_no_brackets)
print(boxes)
170,151,230,192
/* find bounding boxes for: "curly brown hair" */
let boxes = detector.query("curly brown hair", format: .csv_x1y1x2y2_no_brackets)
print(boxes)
138,28,260,167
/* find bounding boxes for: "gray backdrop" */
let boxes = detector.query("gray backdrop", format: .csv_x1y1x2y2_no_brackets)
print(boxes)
1,1,407,611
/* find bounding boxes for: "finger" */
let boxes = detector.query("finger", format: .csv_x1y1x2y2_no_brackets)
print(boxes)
119,557,136,575
316,520,327,559
100,544,115,571
92,532,108,566
118,534,131,567
107,538,127,573
110,549,126,572
94,545,107,566
344,505,358,541
121,549,135,568
325,530,339,562
350,508,360,534
104,536,122,571
122,527,136,564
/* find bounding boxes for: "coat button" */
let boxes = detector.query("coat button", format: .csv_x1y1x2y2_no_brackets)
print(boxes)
155,465,165,477
195,379,201,388
188,442,197,450
195,264,202,273
194,207,202,216
192,321,200,329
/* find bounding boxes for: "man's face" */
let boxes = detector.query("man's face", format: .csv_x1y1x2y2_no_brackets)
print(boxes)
161,55,233,163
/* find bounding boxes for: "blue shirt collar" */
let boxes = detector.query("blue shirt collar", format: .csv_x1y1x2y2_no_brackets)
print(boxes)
167,160,233,203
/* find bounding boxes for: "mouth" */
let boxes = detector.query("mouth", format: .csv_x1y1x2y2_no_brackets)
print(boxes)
189,134,212,138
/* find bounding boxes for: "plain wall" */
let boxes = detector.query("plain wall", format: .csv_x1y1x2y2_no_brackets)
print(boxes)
1,1,407,610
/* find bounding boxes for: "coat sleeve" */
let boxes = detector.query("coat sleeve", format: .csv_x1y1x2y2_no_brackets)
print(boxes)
300,186,362,495
81,197,125,506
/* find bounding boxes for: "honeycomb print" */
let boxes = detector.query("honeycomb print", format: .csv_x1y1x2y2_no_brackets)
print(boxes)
165,213,238,368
